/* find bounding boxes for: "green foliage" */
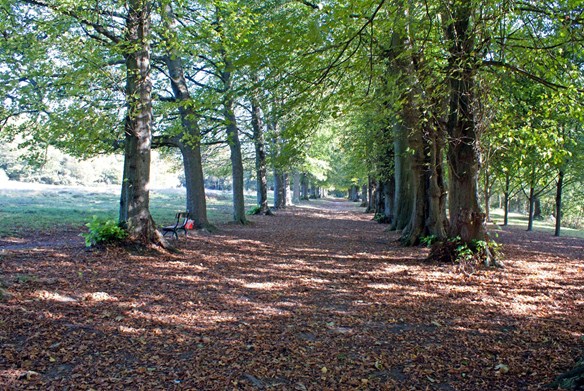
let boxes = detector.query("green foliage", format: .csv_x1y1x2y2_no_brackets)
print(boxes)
428,237,501,268
246,205,262,215
81,216,128,247
420,235,439,247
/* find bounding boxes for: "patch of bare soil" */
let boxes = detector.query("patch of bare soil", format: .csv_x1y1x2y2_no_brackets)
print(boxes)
0,200,582,390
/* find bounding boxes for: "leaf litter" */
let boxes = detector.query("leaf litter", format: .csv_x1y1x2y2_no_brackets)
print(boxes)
0,199,583,390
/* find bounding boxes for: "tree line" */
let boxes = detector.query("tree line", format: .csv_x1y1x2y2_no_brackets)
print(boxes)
1,0,582,252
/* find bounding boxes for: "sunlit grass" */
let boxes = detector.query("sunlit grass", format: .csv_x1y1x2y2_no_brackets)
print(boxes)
0,185,261,237
489,208,584,239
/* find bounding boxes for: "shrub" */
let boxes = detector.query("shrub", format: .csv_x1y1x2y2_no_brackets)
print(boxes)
420,235,439,247
246,205,262,215
428,236,501,271
81,216,128,247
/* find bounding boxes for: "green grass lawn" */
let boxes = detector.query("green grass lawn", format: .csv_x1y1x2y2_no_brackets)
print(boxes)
489,208,584,239
0,184,260,237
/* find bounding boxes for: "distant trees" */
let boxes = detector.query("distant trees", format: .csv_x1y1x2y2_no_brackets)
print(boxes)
1,0,583,247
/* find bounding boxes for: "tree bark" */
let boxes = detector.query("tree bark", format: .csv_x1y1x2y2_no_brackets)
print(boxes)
527,185,535,231
292,171,301,204
444,3,487,243
301,173,309,200
484,163,491,221
366,176,375,213
400,96,425,245
360,184,368,207
160,3,209,230
222,73,246,223
391,121,413,231
554,169,564,237
118,0,162,245
250,87,270,215
533,196,542,220
273,170,286,209
503,174,510,226
424,122,448,239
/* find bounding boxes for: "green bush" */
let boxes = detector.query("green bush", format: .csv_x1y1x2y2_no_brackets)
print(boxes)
246,205,262,215
420,235,439,247
81,216,128,247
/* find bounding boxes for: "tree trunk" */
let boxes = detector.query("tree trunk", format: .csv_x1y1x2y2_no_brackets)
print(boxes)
292,171,301,204
285,174,292,205
527,186,535,231
424,123,448,239
366,176,375,213
391,121,413,231
444,3,487,244
273,170,286,209
383,178,394,224
360,184,368,207
223,82,246,224
503,174,510,226
310,183,317,199
118,0,162,245
160,4,209,230
484,165,491,221
180,144,209,229
250,87,270,215
301,173,309,200
555,169,564,237
400,99,425,246
374,181,384,216
533,196,542,220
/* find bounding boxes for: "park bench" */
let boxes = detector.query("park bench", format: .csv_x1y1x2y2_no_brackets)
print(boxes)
162,211,190,239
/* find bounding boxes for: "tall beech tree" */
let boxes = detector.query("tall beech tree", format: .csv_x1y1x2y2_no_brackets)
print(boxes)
118,0,162,244
11,0,163,245
155,1,211,230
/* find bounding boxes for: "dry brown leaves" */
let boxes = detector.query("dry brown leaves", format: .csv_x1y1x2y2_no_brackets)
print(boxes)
0,200,583,390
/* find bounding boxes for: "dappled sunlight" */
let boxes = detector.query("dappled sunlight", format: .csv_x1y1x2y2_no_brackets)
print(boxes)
34,290,77,303
1,199,582,390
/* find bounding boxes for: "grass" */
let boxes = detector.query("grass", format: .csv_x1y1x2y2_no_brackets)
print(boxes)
489,208,584,239
0,185,260,237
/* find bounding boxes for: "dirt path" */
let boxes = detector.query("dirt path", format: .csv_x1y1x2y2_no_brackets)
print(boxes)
1,200,583,390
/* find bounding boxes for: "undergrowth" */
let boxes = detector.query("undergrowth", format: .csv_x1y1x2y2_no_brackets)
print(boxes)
428,236,502,274
81,216,128,247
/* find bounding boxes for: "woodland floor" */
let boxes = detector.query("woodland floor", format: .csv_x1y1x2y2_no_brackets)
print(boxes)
0,199,583,390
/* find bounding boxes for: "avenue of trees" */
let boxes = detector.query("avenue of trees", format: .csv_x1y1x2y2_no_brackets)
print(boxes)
1,0,583,249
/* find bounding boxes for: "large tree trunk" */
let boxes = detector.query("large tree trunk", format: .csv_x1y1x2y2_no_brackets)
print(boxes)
180,144,209,229
223,76,246,224
444,3,487,244
400,98,425,246
292,171,301,204
250,88,270,215
301,173,309,200
527,185,535,231
160,5,209,230
534,196,542,220
391,121,413,231
273,170,286,209
424,123,448,239
118,0,162,245
360,184,368,207
310,182,318,199
555,169,564,237
366,176,375,213
349,185,359,202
